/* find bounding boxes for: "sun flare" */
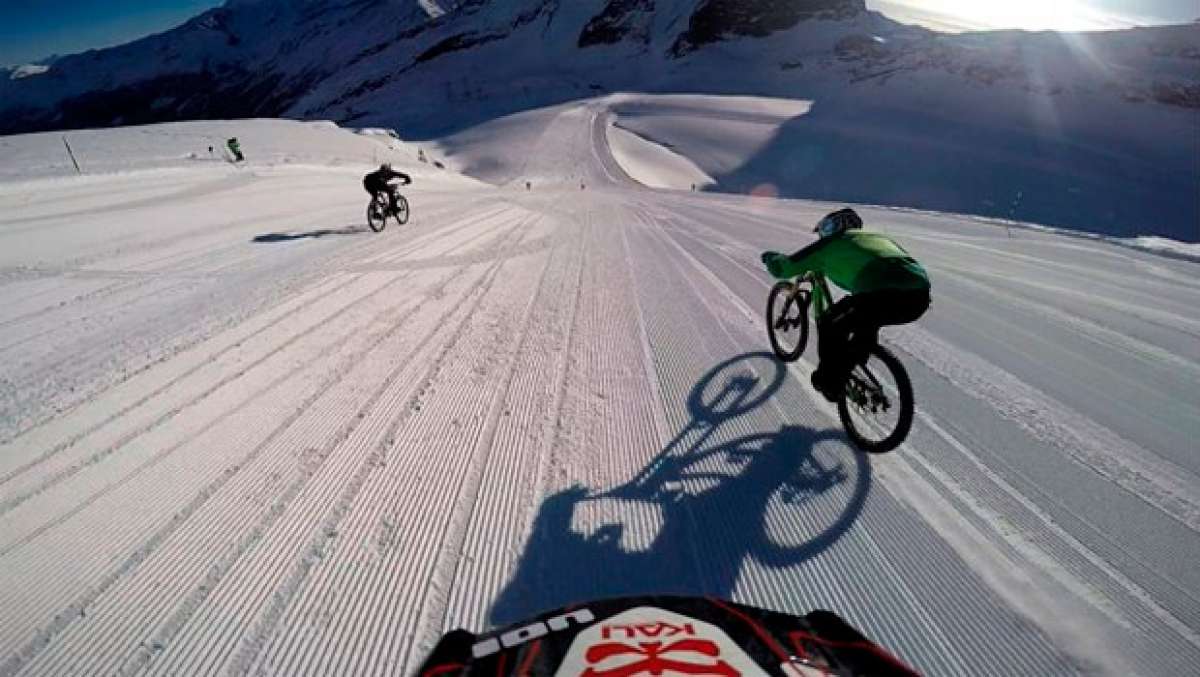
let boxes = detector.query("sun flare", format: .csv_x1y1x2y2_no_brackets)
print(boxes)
895,0,1134,31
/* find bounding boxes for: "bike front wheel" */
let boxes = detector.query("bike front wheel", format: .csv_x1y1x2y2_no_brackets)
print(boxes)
394,195,410,225
766,281,808,362
837,344,914,453
367,195,388,232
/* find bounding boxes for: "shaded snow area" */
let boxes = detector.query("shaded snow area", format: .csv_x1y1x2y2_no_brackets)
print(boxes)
594,92,1199,246
1,111,1198,676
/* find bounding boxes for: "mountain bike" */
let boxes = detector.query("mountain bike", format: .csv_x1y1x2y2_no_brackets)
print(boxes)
766,270,914,453
366,191,409,232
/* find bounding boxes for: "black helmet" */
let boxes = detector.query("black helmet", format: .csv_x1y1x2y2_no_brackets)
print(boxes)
380,162,392,171
814,208,863,238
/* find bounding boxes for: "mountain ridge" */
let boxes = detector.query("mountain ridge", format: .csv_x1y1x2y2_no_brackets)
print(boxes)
0,0,1196,240
5,0,1195,137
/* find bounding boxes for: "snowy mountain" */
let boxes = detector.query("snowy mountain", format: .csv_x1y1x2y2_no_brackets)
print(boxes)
6,0,1194,135
1,0,1196,239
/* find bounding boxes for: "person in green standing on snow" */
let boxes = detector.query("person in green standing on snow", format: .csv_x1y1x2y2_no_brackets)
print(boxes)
226,137,244,163
762,208,931,402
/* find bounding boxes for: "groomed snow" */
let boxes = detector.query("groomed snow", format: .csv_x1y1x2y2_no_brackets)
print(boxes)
0,110,1197,676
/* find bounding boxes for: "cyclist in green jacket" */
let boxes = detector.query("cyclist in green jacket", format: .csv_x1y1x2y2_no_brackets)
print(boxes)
762,208,931,402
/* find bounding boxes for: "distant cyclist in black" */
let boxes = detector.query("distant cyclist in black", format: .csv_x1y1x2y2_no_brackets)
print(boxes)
363,163,412,214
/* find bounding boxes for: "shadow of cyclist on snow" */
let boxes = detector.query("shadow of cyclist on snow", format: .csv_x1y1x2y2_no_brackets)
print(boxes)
490,351,871,625
251,224,368,243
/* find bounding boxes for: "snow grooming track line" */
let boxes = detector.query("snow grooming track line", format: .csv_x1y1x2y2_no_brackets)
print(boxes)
619,209,673,449
0,172,254,232
439,204,590,635
110,258,520,677
0,261,360,447
622,208,781,576
929,262,1200,381
0,196,511,445
30,220,537,676
0,198,352,319
0,270,422,559
888,353,1200,641
592,204,729,585
242,216,554,677
530,202,589,500
534,200,666,570
348,201,518,268
464,201,594,632
896,325,1200,532
2,225,527,677
0,204,381,354
0,272,367,486
898,411,1200,671
0,271,413,520
401,224,559,672
0,270,220,355
216,248,527,677
0,255,487,588
0,195,492,436
0,242,253,334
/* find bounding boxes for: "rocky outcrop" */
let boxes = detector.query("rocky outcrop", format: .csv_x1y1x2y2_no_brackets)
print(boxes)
578,0,655,48
671,0,865,55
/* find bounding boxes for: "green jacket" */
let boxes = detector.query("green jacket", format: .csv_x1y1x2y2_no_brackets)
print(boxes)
764,231,929,294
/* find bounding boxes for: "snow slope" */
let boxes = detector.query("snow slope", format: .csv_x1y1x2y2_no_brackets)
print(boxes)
0,118,459,182
0,112,1198,676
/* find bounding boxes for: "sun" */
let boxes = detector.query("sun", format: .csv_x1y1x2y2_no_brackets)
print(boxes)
902,0,1130,31
964,0,1101,31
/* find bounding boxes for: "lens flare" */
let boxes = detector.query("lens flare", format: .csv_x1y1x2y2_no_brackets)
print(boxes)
749,183,779,199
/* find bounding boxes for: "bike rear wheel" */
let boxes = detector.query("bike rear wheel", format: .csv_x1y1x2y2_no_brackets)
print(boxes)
766,281,808,362
837,344,913,453
367,194,388,232
394,195,410,225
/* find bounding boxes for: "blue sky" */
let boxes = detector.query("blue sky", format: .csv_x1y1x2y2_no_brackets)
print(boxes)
1,0,1196,66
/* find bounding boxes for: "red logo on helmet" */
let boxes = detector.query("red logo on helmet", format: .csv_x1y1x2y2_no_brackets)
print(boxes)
556,607,763,677
582,637,740,677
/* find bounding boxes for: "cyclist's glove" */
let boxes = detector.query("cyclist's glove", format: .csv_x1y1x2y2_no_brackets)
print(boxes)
761,251,785,278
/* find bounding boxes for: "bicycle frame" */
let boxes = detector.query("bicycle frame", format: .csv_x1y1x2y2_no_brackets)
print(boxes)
807,272,879,364
797,271,834,321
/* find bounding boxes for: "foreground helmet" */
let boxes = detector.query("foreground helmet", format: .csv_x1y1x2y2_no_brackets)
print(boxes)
814,208,863,238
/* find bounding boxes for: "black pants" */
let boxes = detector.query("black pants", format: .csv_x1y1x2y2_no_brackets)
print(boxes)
817,289,930,378
364,179,398,212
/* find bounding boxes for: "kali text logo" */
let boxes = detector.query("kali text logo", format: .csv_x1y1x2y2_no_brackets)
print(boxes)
601,622,695,640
